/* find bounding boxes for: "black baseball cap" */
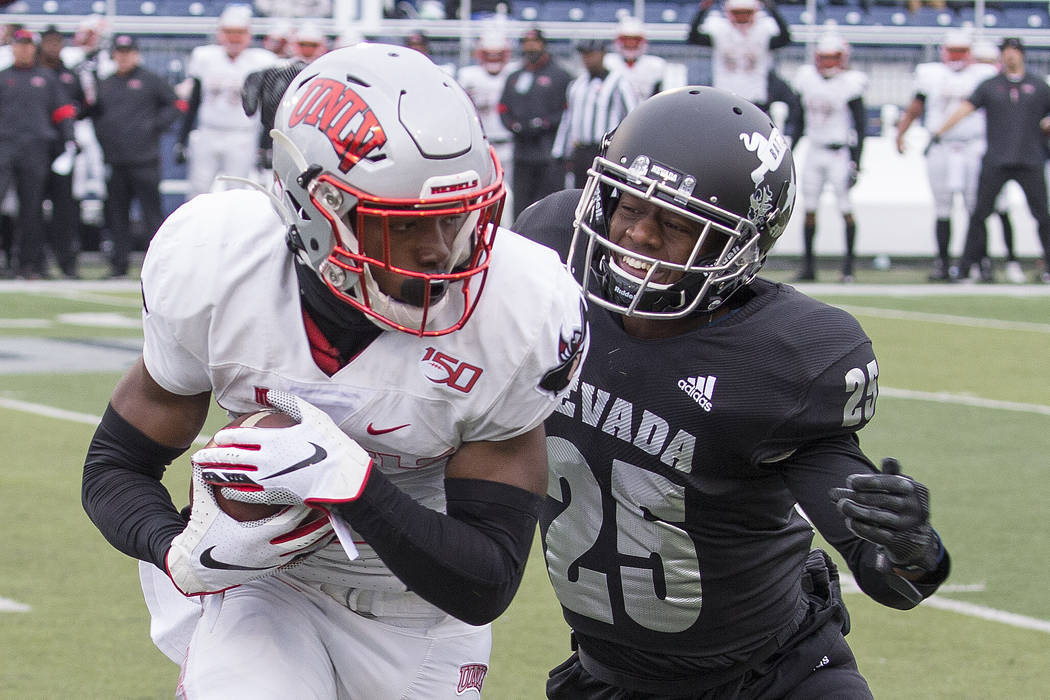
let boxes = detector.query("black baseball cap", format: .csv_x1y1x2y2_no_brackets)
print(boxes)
521,27,545,43
113,34,139,51
575,38,607,53
1000,36,1024,52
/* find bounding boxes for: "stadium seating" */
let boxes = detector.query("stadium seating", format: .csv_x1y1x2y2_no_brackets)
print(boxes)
1001,6,1049,27
863,5,910,26
588,1,634,22
820,4,867,25
537,0,589,20
513,0,542,21
778,4,816,24
643,2,685,23
906,6,956,26
956,6,1005,27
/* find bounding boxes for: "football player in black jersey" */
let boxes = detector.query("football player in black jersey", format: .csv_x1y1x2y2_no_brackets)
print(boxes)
514,86,950,699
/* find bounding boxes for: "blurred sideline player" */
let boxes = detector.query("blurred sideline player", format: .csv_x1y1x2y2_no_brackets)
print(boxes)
262,19,293,58
458,29,517,223
82,43,587,698
687,0,792,111
895,32,1023,283
289,22,328,63
792,33,867,282
175,4,277,198
514,86,950,699
604,16,667,100
63,15,113,234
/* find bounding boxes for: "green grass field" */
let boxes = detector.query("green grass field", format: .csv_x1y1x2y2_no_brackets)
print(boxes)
1,278,1048,699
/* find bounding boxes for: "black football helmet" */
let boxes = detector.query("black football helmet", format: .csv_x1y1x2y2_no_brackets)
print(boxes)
568,86,796,318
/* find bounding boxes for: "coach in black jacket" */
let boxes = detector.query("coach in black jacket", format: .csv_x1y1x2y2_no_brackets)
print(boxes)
89,35,181,278
498,27,572,220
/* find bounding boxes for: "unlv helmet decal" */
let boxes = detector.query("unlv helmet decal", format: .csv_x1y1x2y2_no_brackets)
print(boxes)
288,77,388,172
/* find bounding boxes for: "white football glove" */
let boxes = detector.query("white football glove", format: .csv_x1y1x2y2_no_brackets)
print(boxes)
191,390,373,507
166,466,335,596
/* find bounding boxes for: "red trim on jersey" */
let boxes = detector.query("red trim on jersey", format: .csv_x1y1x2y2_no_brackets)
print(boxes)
302,309,343,376
174,98,189,113
51,103,76,123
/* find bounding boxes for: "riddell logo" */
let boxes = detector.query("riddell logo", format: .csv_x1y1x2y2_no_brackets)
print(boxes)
456,663,487,695
678,375,716,412
431,179,478,194
289,77,388,173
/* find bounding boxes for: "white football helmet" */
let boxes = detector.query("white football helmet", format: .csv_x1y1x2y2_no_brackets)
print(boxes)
940,30,973,71
815,33,849,77
270,43,505,336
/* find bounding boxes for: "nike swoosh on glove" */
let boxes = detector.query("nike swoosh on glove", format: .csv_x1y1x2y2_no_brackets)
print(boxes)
191,389,373,508
166,466,335,596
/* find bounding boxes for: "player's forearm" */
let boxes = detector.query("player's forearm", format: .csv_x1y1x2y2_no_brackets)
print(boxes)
335,474,542,625
82,404,187,570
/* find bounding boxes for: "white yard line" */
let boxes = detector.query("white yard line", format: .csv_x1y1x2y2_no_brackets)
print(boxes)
838,305,1050,333
0,397,212,445
840,575,1050,634
0,596,31,613
880,387,1050,416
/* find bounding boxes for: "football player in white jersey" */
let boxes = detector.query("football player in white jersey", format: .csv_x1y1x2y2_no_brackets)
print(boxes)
687,0,792,108
792,33,867,282
175,4,277,198
895,31,999,281
82,43,588,699
457,30,516,223
604,16,668,100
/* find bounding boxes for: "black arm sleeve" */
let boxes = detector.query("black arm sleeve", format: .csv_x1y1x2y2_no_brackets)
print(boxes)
778,434,949,610
848,96,866,164
767,4,792,50
82,404,188,570
335,474,542,626
687,7,713,46
177,77,201,147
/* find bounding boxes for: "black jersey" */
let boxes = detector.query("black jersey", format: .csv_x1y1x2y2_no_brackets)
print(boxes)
517,191,892,676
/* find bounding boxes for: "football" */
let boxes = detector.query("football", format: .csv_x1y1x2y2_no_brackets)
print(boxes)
196,410,325,523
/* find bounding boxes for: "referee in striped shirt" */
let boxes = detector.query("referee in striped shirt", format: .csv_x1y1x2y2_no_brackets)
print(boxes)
552,39,640,188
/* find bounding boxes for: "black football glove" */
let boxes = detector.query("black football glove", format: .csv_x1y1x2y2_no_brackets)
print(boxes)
923,134,941,157
241,61,307,132
830,458,941,575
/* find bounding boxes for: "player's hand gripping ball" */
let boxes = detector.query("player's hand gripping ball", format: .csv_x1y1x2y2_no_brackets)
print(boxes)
194,410,328,522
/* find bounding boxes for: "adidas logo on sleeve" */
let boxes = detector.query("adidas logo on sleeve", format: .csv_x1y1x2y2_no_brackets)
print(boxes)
678,375,716,412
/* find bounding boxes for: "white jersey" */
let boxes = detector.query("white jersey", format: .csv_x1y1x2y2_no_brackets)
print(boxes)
604,52,668,100
701,12,784,104
140,189,587,593
187,44,277,131
913,61,995,142
456,63,515,144
792,65,867,147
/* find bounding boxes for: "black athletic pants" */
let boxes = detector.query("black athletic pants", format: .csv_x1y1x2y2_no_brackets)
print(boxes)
104,160,164,276
959,162,1050,272
0,137,51,276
